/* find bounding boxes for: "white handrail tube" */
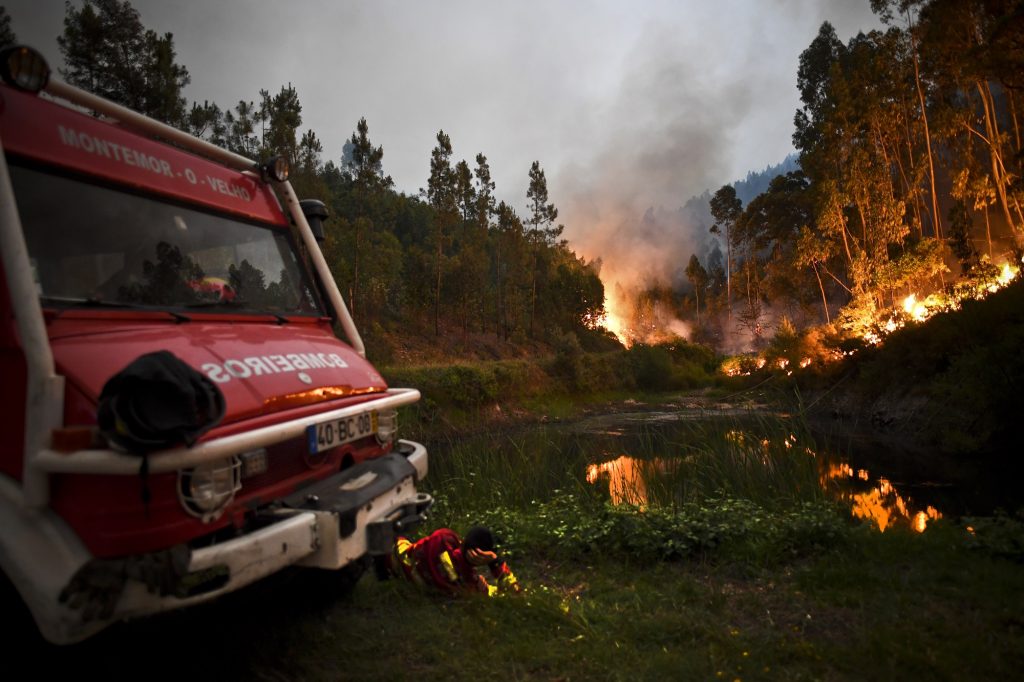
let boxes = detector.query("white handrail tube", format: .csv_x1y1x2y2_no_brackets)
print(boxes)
0,131,65,507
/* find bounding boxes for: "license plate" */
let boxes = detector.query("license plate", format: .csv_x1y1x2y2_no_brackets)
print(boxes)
306,411,378,454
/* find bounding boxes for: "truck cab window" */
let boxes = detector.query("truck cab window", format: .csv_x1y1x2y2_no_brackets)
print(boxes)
10,164,322,316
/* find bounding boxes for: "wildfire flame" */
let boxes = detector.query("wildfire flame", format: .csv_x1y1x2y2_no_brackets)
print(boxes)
600,308,632,347
902,294,928,321
861,257,1020,347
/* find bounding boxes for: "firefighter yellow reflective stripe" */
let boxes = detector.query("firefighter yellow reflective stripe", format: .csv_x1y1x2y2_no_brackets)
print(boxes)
438,550,459,583
497,569,519,593
394,537,422,583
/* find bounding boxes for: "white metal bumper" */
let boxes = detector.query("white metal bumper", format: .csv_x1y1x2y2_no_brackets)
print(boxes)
27,440,429,645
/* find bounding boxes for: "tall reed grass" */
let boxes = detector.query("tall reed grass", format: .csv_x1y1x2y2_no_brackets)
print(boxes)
424,412,828,520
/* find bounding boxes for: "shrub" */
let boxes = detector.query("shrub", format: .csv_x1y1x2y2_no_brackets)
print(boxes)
628,344,675,390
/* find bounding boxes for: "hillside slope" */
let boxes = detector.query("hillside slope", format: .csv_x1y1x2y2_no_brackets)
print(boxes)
806,277,1024,458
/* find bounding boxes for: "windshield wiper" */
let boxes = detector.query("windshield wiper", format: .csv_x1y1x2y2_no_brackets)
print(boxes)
41,296,192,322
183,300,292,324
41,295,136,308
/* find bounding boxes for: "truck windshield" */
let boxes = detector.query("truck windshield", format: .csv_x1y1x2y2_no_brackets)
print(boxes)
10,164,323,316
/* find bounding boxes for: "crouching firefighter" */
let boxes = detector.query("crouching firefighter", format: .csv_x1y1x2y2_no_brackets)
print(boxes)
377,526,520,596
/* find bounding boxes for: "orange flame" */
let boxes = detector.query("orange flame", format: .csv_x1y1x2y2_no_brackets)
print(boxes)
822,464,941,533
586,441,946,534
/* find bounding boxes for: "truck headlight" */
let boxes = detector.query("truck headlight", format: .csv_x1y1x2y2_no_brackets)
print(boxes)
376,408,398,445
178,457,241,522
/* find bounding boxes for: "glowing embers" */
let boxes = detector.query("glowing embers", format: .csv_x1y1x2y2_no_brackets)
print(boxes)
822,463,942,533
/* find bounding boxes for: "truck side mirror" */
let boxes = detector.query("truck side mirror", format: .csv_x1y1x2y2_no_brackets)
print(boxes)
299,199,329,242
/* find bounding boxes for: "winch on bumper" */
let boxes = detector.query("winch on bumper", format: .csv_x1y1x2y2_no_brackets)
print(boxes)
286,441,434,568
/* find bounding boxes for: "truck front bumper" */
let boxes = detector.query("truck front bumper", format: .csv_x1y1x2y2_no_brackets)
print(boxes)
51,440,431,644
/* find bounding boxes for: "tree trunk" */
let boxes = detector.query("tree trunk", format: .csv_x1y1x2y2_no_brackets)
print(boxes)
978,81,1019,245
812,262,830,325
1009,88,1022,160
908,15,942,239
434,241,442,336
901,97,924,237
983,204,993,259
725,226,732,319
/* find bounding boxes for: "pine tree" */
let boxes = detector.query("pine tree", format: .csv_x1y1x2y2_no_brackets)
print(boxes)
709,185,742,317
427,130,458,335
0,6,17,49
685,254,708,326
58,0,190,125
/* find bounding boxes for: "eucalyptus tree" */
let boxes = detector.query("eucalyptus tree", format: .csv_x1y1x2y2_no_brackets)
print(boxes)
736,171,822,321
871,0,944,239
795,23,924,312
917,0,1024,249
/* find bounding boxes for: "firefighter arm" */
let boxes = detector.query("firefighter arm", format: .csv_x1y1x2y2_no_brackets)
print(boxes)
393,537,418,576
489,560,521,594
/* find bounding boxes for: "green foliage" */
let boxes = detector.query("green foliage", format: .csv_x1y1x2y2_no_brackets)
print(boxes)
466,494,849,568
963,511,1024,561
872,237,949,293
626,341,717,390
0,6,16,48
765,316,799,359
549,331,585,389
627,343,674,390
384,360,548,414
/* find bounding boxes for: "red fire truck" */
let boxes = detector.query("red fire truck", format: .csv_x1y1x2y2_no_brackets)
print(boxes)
0,46,431,644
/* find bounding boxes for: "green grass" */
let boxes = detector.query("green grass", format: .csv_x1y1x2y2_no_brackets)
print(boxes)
423,415,827,518
32,414,1024,680
38,516,1024,680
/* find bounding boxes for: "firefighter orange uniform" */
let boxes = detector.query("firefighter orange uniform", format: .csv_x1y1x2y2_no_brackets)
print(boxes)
389,527,519,596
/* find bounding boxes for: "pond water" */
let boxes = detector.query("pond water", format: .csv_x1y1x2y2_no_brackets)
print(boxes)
432,406,1020,532
572,409,1021,531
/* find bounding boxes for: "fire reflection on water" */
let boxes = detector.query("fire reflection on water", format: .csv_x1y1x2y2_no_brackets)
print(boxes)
586,447,943,532
823,463,942,532
586,456,648,506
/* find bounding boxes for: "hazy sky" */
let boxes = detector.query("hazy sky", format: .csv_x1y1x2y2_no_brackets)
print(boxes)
7,1,881,281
